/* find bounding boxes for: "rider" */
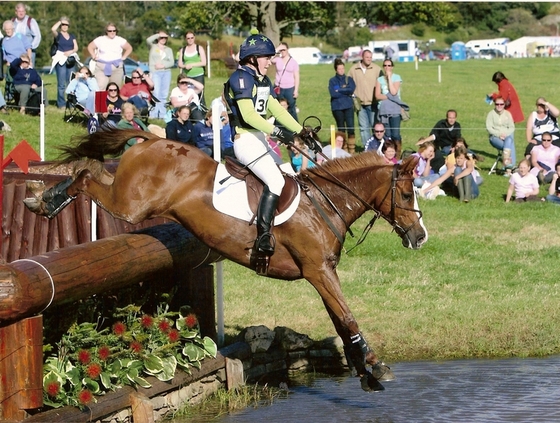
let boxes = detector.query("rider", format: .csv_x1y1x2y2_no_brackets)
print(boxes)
225,33,303,257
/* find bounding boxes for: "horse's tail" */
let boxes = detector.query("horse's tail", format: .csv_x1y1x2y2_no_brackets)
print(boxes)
57,128,160,164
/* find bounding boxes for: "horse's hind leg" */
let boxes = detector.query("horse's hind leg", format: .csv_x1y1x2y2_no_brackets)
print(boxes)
24,177,77,219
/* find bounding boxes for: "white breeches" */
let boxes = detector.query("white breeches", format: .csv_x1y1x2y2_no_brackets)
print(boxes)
233,131,285,196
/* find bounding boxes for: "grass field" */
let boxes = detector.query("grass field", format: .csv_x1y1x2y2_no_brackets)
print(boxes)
2,56,560,362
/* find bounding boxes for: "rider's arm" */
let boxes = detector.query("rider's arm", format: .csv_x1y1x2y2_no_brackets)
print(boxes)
267,96,302,133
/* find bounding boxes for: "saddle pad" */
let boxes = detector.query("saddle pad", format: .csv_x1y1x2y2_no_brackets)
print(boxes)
212,163,300,226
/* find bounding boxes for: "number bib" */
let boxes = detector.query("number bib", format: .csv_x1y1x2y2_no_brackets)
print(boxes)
255,86,270,115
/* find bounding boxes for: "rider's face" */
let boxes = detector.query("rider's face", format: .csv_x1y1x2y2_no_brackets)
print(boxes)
256,56,272,75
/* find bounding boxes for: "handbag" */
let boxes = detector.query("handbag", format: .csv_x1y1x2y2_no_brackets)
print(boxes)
400,108,411,121
50,36,59,57
352,96,361,113
273,86,281,95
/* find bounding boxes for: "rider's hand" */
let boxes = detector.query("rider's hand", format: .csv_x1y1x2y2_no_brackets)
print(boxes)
271,126,295,146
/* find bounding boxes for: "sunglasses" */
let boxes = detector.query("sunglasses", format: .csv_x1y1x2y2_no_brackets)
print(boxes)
61,23,69,26
383,64,393,67
132,76,141,79
186,36,194,40
108,88,118,92
179,81,189,85
374,130,385,133
107,29,116,33
495,103,505,106
542,139,552,142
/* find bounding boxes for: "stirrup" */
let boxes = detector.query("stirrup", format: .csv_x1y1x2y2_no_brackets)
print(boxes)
255,233,276,255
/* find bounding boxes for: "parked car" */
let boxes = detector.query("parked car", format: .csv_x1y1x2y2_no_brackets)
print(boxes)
478,49,504,60
84,57,150,77
318,53,342,64
466,47,479,60
431,50,450,61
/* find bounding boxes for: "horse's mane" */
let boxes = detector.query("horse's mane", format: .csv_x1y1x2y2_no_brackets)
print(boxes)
57,128,163,164
302,150,388,179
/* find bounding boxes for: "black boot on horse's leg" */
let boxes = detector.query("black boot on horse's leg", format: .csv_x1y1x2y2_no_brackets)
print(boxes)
41,177,77,219
348,333,395,392
254,186,279,275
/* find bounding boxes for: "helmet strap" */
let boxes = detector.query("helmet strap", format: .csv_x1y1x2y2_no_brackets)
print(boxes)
248,56,263,76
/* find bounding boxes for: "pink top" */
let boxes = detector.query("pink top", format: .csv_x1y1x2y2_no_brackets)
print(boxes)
272,56,299,89
530,144,560,175
509,172,539,199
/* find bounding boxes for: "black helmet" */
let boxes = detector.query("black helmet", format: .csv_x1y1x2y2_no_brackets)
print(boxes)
239,34,276,61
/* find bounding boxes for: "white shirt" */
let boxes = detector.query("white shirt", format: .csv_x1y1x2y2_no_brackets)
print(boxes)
93,35,127,62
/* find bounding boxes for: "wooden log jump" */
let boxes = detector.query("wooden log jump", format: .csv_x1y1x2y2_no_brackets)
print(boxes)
0,222,222,421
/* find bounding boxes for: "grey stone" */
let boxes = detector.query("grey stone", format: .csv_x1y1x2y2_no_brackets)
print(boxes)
243,325,276,353
274,326,314,351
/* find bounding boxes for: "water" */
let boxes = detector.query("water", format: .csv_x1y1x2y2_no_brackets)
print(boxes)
214,355,560,423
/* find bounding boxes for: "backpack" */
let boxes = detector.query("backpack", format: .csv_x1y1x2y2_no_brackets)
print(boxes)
26,90,41,116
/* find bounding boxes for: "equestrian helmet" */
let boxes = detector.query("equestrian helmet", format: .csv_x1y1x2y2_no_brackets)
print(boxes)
239,34,276,60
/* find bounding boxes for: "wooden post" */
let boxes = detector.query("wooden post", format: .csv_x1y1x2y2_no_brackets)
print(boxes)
0,315,43,421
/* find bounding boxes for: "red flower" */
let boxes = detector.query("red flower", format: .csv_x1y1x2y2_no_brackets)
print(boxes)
86,363,102,379
185,314,198,329
77,349,91,364
77,389,93,405
141,314,154,328
168,329,180,342
158,319,170,333
98,345,111,361
46,381,60,397
130,341,143,353
113,321,126,336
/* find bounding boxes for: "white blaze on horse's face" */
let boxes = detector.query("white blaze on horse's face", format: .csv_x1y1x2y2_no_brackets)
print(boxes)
409,189,428,249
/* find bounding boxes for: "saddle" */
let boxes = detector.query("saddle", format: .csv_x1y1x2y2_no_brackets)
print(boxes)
224,156,299,217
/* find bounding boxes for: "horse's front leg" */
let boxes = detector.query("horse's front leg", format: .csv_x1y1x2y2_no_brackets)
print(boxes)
24,177,77,219
307,268,394,392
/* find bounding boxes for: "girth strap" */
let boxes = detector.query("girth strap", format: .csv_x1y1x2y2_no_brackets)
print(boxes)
301,182,345,246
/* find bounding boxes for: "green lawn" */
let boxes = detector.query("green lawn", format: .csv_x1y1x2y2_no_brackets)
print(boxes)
2,57,560,362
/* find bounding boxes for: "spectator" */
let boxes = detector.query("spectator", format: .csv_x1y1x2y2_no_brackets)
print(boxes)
489,71,524,124
169,73,204,121
328,58,355,153
165,105,194,145
51,17,78,109
505,159,541,203
289,137,316,172
412,140,439,188
381,140,399,164
487,96,516,176
348,50,382,151
421,145,481,202
146,31,174,119
525,97,560,157
177,31,206,106
271,42,300,122
101,82,124,126
12,3,41,67
546,162,560,205
376,59,405,154
65,65,98,114
316,131,351,164
9,53,43,114
117,102,148,150
2,20,32,65
120,68,154,116
88,23,133,90
364,122,389,153
529,132,560,184
424,109,462,173
193,110,216,156
348,50,382,154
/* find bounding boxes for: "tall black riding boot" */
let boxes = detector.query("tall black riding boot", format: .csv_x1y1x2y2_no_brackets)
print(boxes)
255,187,280,255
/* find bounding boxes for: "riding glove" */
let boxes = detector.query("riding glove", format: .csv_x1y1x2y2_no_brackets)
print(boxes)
271,126,295,146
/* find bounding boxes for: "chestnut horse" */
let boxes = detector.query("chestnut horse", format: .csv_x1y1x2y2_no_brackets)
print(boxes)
24,128,427,391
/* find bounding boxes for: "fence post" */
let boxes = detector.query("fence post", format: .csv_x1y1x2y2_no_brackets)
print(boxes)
0,315,43,421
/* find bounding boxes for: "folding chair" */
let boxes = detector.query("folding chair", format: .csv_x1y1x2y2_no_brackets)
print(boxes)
63,93,87,124
488,150,502,175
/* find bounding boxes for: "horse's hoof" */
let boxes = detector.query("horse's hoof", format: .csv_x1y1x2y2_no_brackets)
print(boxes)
371,361,396,382
26,180,46,197
23,197,46,215
360,372,385,392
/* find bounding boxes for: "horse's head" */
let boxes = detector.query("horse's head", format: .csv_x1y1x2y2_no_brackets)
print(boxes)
376,156,428,249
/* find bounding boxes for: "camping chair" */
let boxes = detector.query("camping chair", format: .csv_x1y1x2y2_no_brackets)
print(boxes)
122,75,160,124
63,73,89,124
488,150,502,175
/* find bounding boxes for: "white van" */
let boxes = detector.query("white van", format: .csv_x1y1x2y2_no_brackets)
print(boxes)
286,47,322,65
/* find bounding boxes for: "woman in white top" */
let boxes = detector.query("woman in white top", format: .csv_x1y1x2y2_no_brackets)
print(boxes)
169,73,204,121
87,22,133,90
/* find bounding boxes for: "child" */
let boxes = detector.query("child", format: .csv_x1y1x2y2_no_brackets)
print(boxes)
289,138,315,172
422,146,480,202
412,139,438,188
505,159,541,203
382,140,398,164
546,161,560,205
